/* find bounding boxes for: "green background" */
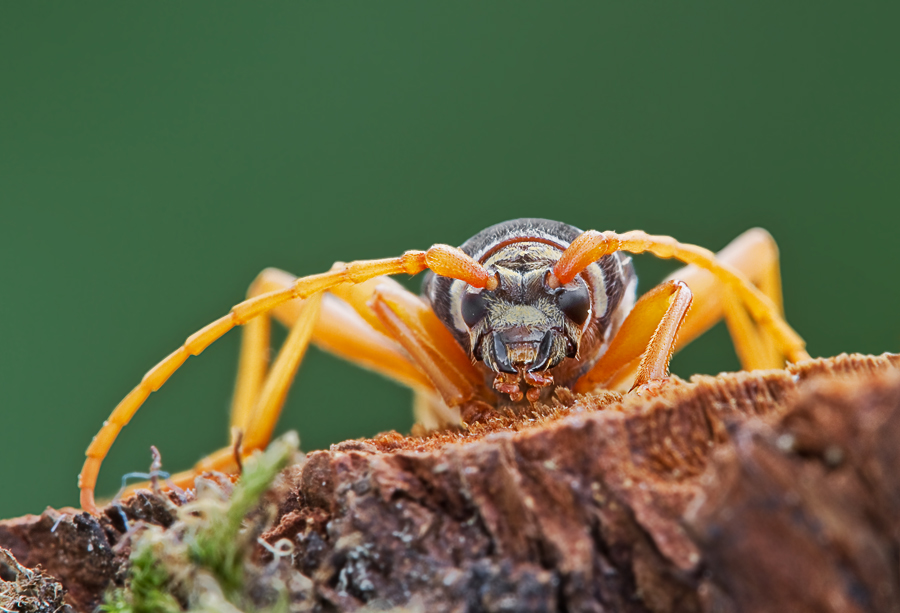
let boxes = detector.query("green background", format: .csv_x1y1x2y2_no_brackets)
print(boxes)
1,3,898,518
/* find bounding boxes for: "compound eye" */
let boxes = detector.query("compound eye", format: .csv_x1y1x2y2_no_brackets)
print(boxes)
461,291,488,328
557,284,591,326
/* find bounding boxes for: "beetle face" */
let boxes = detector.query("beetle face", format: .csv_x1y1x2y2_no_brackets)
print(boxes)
423,218,636,404
453,242,599,402
461,265,588,375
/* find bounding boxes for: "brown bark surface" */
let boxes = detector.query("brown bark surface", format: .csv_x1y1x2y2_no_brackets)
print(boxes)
3,353,900,612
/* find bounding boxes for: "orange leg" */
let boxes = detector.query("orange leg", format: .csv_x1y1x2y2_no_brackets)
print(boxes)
80,244,495,514
270,267,491,427
243,267,484,415
369,282,492,426
230,268,436,434
232,269,490,446
575,229,795,391
663,228,784,371
258,268,492,423
237,291,323,454
575,281,692,392
632,281,693,387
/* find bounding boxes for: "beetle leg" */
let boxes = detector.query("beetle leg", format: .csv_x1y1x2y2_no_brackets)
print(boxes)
575,280,692,392
322,273,486,428
119,275,484,498
413,388,462,432
719,290,775,371
231,268,436,434
369,282,493,426
631,281,693,388
662,228,785,371
235,291,323,453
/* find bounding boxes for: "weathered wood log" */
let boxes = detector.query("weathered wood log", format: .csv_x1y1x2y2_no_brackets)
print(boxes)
2,353,900,612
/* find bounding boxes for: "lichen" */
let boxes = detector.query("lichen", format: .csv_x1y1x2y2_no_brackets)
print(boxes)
0,548,70,613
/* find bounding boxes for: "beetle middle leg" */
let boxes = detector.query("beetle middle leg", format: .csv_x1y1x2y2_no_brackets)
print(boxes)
664,227,785,371
229,268,492,449
230,268,437,437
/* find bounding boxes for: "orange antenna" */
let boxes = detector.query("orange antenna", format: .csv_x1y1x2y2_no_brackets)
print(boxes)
550,230,619,287
77,242,498,514
426,244,498,290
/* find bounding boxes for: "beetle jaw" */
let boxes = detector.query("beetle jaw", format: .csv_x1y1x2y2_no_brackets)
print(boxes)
478,327,573,403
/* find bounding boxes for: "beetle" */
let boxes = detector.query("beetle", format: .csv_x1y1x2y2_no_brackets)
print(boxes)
78,218,808,514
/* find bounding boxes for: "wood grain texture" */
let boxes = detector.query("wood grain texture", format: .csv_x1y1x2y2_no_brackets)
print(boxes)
4,353,900,612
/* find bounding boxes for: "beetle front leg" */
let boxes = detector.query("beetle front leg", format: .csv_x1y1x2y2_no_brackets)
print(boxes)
575,280,692,392
369,282,493,428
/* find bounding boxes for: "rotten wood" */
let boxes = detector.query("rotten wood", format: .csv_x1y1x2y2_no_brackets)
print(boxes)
2,353,900,612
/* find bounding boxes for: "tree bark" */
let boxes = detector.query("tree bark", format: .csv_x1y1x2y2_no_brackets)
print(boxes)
3,353,900,612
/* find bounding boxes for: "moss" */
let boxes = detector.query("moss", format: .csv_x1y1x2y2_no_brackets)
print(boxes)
101,545,180,613
102,432,299,613
189,432,297,597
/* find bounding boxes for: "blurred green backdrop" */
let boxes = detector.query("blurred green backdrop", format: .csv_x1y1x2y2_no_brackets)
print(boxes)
1,3,898,518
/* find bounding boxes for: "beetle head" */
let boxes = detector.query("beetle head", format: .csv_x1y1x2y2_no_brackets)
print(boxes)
423,218,636,405
464,269,587,367
458,242,594,401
